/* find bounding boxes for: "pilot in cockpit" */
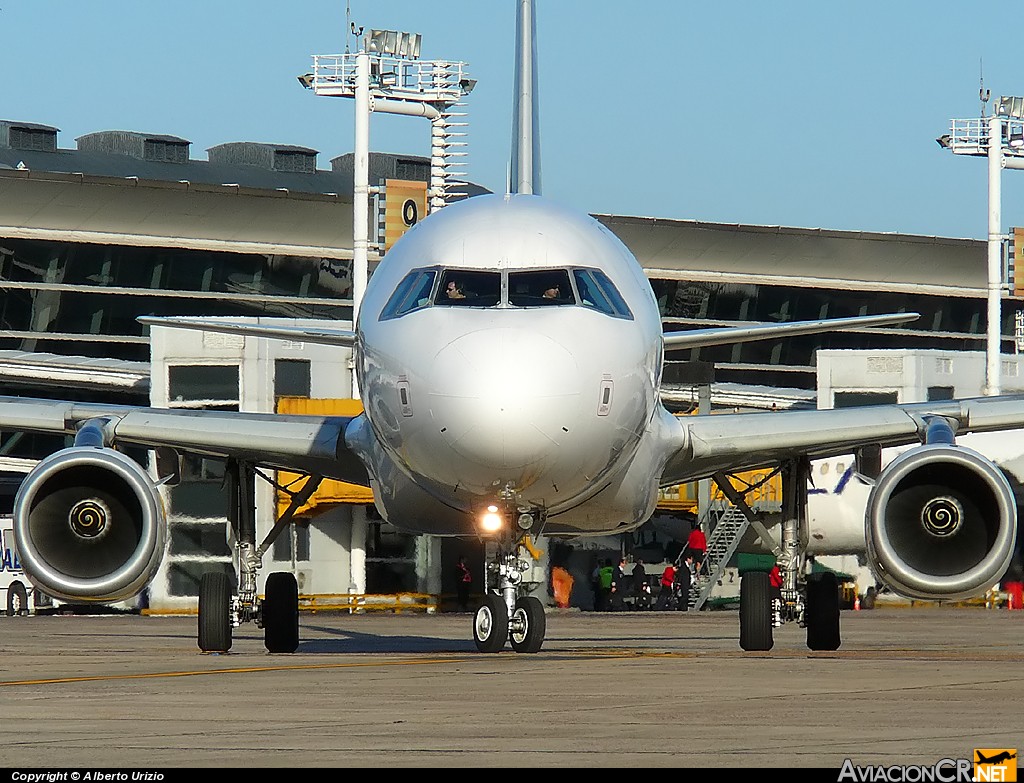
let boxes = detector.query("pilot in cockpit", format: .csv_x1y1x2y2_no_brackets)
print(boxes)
542,283,561,300
446,280,466,299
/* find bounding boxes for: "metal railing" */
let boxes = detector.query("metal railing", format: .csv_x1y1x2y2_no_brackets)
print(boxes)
144,591,440,616
300,592,438,614
946,117,1024,157
311,54,469,103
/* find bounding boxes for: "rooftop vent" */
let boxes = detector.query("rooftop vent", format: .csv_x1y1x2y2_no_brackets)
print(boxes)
331,152,430,183
207,142,318,173
76,131,190,163
0,121,58,152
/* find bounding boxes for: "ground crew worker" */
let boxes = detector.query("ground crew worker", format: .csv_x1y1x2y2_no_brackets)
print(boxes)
657,562,677,610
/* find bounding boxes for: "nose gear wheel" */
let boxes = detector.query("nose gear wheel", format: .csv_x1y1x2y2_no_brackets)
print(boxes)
474,594,509,652
509,595,546,653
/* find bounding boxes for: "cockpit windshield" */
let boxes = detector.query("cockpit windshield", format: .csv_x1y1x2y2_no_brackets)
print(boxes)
379,266,633,321
379,268,437,320
436,270,502,307
573,268,633,318
508,269,574,306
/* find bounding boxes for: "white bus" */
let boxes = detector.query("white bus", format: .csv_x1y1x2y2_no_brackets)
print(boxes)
0,513,48,615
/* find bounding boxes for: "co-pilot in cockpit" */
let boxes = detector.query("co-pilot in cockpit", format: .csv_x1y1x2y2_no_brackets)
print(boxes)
378,266,633,321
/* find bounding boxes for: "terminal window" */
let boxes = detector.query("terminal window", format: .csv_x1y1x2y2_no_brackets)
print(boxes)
275,359,311,398
168,364,240,406
834,391,899,408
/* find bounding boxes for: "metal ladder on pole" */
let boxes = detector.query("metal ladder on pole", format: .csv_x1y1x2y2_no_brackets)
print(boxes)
429,61,470,210
687,505,750,610
430,104,469,209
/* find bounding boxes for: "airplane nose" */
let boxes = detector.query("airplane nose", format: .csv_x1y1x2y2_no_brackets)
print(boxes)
428,328,582,470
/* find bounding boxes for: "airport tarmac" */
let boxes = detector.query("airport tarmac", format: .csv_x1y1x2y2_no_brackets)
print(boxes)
0,606,1020,770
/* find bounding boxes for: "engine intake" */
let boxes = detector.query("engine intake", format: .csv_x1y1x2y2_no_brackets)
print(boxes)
866,444,1016,601
13,447,166,603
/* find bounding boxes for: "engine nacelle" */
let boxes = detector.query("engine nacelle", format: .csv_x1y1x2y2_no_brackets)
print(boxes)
13,447,166,603
866,444,1017,601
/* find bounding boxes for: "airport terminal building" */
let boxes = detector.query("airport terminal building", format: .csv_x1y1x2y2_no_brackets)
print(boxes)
2,117,1021,611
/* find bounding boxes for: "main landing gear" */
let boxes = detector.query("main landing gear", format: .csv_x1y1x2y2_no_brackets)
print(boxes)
472,533,547,653
723,459,842,653
197,460,322,654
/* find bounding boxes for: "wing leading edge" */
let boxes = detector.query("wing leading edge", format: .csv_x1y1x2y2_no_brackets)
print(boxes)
659,395,1024,486
138,316,357,348
0,396,369,485
662,312,918,350
142,312,914,352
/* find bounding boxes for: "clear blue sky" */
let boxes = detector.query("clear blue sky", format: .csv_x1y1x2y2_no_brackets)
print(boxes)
4,0,1023,240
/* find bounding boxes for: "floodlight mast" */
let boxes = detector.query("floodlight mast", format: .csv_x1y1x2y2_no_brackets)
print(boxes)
297,32,472,596
939,96,1024,396
299,31,474,397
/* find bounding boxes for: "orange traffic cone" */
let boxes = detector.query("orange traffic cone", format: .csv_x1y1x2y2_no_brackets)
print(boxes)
854,594,861,611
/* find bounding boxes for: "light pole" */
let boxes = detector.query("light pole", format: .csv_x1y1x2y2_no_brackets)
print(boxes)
299,29,474,398
938,95,1024,396
298,29,473,597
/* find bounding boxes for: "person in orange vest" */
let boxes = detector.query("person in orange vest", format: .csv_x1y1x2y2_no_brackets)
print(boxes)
551,565,574,608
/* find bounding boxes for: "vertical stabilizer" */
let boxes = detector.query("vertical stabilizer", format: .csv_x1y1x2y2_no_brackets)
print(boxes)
509,0,541,195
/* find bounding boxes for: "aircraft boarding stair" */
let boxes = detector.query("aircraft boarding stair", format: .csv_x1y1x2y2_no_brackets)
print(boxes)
687,505,749,611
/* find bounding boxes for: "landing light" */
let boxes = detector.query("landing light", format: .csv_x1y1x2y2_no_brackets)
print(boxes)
480,507,503,533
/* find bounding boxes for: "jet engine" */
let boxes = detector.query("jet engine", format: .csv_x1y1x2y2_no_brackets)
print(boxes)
865,443,1016,601
13,446,166,603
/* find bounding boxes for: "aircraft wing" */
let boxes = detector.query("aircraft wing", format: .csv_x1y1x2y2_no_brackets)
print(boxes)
662,312,917,349
660,395,1024,485
141,312,912,352
0,396,369,485
138,316,357,348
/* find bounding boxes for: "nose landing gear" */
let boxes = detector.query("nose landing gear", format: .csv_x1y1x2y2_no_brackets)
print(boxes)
472,519,547,653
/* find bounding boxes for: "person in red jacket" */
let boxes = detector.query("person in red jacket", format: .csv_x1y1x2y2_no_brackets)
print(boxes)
656,562,677,610
685,522,707,576
769,563,784,625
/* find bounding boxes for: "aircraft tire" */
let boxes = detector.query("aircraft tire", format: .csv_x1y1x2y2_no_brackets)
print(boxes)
473,594,509,653
263,572,300,653
739,570,774,651
198,571,232,653
509,595,546,653
6,581,27,616
805,572,841,651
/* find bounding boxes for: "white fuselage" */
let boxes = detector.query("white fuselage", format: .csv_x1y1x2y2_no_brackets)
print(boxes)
351,194,670,535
